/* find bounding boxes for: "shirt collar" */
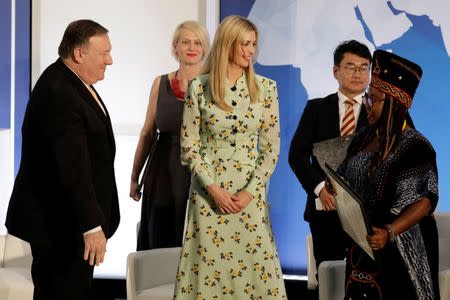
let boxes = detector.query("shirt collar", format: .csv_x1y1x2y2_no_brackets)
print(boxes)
337,90,365,105
63,61,91,89
226,72,247,90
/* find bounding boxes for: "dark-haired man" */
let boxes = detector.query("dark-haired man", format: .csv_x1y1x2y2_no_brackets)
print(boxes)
289,40,371,274
6,19,119,300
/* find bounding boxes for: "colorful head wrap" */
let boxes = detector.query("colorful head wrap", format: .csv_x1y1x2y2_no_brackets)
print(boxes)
370,50,422,109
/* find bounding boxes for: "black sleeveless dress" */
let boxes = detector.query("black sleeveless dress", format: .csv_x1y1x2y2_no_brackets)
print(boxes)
137,74,191,250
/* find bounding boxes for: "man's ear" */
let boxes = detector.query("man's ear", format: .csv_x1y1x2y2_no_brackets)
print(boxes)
332,65,338,79
72,47,83,64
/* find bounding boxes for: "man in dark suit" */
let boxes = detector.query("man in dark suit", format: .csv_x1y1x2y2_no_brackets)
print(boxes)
5,20,120,300
289,40,371,274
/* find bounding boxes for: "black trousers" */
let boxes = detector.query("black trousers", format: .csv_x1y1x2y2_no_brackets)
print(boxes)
30,242,94,300
309,211,347,270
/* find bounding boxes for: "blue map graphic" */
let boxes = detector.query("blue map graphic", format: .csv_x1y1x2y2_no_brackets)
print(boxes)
223,0,449,274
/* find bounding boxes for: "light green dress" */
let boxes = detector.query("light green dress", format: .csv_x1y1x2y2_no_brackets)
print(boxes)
173,73,287,300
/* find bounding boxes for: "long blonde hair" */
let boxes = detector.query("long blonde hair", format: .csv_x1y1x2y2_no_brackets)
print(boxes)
202,15,259,111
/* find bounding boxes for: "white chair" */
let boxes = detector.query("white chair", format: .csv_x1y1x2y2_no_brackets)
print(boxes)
0,234,33,300
317,212,450,300
307,228,346,300
306,234,318,290
317,260,346,300
126,247,181,300
436,212,450,300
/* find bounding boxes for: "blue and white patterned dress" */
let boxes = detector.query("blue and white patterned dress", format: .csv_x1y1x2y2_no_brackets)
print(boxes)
338,128,439,300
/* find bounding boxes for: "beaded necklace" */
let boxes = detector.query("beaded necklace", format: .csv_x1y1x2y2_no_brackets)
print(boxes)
170,71,185,100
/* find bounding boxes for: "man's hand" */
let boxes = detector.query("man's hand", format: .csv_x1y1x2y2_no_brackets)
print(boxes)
319,186,336,211
232,190,253,210
83,230,107,266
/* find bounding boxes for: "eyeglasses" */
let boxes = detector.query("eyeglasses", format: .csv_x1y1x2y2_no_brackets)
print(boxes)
363,94,384,108
341,64,370,75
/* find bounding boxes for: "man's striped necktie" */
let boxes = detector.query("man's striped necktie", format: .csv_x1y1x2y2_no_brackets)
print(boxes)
341,99,356,136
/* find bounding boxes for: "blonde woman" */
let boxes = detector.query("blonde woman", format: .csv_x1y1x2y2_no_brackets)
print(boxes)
174,15,287,299
130,21,210,250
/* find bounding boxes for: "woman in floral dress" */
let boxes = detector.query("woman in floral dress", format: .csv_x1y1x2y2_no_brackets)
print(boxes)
173,15,287,299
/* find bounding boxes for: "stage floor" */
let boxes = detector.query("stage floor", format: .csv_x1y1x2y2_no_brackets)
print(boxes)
92,278,318,300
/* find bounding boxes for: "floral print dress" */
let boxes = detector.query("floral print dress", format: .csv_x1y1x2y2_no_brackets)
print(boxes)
173,73,287,299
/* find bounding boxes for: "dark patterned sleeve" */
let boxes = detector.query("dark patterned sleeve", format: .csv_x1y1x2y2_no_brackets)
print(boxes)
336,128,367,178
391,136,438,214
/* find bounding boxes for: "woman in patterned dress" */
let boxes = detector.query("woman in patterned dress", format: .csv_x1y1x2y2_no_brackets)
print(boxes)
173,15,287,299
336,50,440,299
130,21,210,250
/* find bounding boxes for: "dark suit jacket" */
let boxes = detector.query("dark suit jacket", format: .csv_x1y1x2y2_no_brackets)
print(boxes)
288,92,367,222
6,58,120,248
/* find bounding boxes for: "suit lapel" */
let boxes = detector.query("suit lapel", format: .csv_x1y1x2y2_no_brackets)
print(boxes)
79,84,108,121
57,59,116,152
57,59,107,121
89,85,108,118
90,86,116,152
356,104,368,130
327,93,341,136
